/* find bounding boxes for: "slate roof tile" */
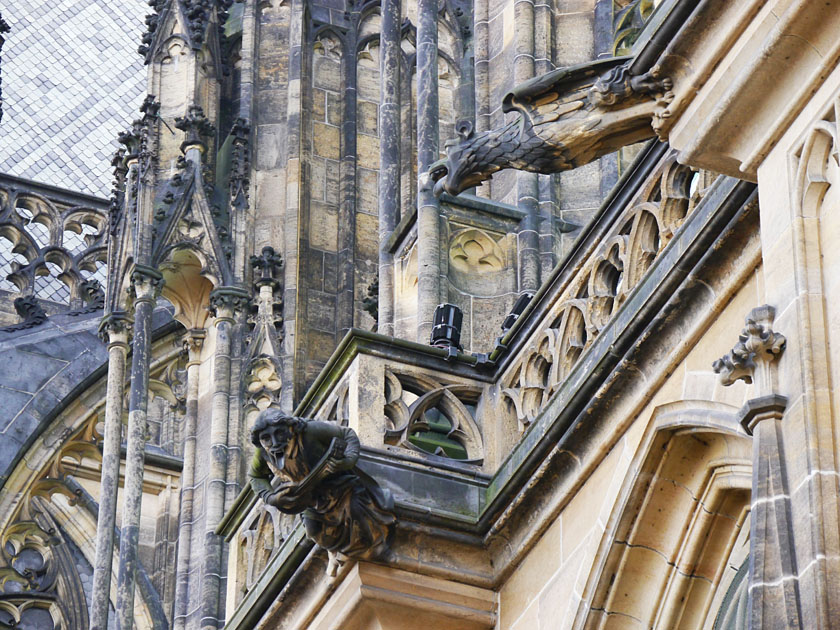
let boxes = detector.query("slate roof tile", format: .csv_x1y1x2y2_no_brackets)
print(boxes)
0,0,147,197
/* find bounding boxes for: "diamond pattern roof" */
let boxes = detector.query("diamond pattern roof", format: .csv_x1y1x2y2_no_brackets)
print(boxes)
0,1,148,198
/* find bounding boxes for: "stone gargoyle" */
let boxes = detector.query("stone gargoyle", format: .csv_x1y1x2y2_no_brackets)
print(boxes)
429,57,672,196
248,409,395,570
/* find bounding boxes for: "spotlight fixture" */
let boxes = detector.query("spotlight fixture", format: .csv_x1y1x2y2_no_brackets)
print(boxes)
501,292,534,333
430,303,463,358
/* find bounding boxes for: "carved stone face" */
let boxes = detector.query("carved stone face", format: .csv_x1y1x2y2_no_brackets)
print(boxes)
257,423,295,468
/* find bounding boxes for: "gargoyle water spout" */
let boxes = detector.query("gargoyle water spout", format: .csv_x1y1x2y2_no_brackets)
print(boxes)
248,410,395,571
429,57,671,196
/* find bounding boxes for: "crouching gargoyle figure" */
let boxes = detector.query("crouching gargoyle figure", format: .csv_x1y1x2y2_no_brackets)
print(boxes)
429,57,672,196
248,409,396,573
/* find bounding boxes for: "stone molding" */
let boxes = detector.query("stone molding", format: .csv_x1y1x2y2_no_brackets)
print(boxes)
735,394,788,437
307,562,496,630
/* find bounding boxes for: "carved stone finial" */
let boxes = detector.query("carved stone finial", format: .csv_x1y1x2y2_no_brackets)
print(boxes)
118,119,146,157
248,410,395,569
250,246,284,288
140,94,160,119
713,305,786,395
174,105,215,153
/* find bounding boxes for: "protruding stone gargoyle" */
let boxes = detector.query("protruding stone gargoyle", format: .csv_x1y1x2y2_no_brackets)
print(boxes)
248,409,395,574
429,57,672,196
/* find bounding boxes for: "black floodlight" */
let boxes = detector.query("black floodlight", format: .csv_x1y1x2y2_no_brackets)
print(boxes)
430,303,463,353
501,292,534,332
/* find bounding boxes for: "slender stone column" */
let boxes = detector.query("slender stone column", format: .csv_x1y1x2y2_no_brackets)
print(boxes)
90,312,132,630
534,3,556,277
739,397,802,629
514,0,540,292
713,305,801,629
416,0,441,341
473,0,490,198
378,0,401,337
338,18,358,338
172,330,205,630
201,288,248,630
116,267,162,630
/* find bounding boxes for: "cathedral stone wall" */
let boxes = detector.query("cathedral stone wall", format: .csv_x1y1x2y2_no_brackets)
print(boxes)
5,1,840,629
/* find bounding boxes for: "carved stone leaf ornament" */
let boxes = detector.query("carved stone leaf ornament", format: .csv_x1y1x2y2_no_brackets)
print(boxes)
0,295,47,332
713,310,786,387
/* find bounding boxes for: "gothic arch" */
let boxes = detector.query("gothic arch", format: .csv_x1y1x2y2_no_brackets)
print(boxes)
573,400,753,630
0,334,184,630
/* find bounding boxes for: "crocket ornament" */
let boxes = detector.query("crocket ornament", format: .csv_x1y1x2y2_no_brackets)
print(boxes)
429,57,672,196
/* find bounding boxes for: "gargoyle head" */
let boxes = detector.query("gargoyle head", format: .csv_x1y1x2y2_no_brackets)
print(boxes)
250,408,307,470
429,121,484,197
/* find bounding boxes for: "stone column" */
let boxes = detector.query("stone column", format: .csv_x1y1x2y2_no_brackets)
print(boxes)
201,288,248,630
90,312,132,630
473,0,490,198
416,0,441,342
514,0,540,292
378,0,401,337
338,19,358,338
172,330,205,630
116,266,162,630
534,4,556,276
713,305,801,629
